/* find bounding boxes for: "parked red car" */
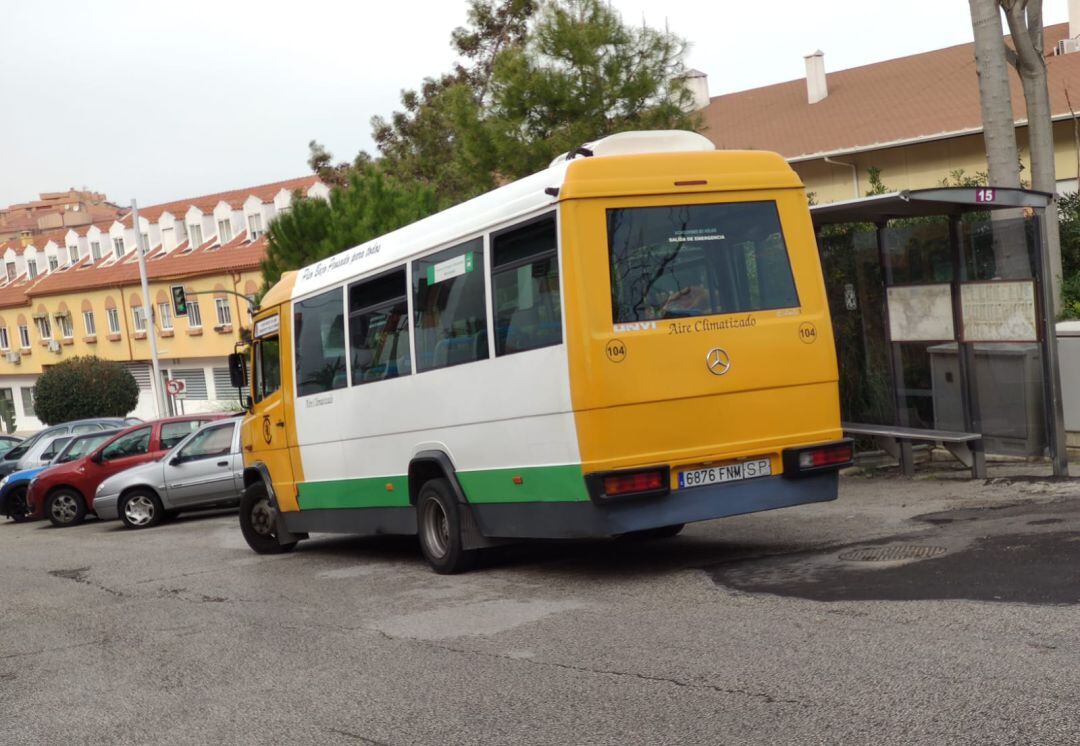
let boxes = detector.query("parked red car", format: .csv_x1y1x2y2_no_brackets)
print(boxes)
27,415,227,527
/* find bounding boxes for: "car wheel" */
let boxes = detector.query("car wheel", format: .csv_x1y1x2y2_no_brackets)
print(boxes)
239,480,297,554
416,478,476,575
4,486,30,523
46,488,86,528
119,489,164,530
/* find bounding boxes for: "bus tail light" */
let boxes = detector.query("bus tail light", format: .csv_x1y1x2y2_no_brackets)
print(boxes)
587,466,671,502
782,440,854,477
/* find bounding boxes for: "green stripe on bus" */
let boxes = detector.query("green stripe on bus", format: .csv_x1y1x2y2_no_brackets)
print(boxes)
297,476,411,510
457,464,589,504
296,465,589,509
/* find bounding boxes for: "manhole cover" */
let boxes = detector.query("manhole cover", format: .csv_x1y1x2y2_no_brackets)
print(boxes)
838,545,947,562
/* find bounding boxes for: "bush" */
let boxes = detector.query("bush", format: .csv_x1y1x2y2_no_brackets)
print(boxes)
33,356,139,425
1059,192,1080,319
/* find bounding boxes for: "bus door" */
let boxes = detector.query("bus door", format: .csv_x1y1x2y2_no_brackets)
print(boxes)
247,311,298,510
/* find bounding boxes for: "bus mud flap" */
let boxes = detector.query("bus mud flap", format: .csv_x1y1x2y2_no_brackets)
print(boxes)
459,502,502,550
275,515,308,544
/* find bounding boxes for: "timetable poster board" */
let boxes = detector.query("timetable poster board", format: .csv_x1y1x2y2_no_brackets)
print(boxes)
886,284,956,342
960,280,1038,342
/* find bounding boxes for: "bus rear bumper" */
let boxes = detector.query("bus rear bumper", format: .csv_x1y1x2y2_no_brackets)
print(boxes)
470,471,838,539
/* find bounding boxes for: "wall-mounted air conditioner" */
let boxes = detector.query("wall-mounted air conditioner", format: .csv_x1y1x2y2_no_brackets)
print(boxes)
1055,38,1080,55
5,352,20,365
47,340,61,354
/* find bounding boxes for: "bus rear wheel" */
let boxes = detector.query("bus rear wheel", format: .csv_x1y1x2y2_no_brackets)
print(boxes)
417,478,476,575
239,481,297,555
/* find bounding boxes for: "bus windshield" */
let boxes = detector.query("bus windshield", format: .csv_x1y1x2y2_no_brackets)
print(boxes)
607,201,799,323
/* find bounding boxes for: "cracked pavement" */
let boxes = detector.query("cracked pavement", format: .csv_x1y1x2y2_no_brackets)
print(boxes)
2,466,1080,744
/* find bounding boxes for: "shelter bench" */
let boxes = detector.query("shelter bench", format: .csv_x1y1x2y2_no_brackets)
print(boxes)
842,422,986,479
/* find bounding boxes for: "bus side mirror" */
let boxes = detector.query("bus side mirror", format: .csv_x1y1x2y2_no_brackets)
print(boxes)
228,353,247,389
244,395,254,412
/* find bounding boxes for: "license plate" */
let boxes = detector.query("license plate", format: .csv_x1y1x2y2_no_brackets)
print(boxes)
677,458,771,489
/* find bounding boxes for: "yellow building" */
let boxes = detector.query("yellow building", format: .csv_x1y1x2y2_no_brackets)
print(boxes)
0,176,328,431
699,21,1080,203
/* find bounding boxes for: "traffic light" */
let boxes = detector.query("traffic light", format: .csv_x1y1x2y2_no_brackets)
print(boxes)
171,285,188,317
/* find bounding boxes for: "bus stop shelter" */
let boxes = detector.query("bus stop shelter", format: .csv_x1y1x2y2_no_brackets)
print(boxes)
811,187,1068,478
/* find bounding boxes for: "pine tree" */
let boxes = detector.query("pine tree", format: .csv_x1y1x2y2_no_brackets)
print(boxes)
261,167,437,290
371,0,697,205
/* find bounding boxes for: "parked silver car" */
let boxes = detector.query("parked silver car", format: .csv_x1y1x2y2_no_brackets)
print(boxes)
0,418,133,477
94,418,243,529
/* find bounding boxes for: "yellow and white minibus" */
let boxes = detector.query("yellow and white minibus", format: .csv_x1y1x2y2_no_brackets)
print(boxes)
232,130,852,573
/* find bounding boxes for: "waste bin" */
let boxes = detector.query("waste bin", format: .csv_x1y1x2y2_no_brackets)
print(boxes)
929,342,1045,457
1056,321,1080,441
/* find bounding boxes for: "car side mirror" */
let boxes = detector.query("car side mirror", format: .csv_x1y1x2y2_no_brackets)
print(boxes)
169,456,182,466
90,452,102,464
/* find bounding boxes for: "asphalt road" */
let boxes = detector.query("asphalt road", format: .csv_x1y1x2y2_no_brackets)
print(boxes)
3,468,1080,745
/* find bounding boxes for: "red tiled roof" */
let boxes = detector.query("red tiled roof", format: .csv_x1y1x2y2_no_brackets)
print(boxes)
702,23,1080,160
132,175,320,222
25,233,268,297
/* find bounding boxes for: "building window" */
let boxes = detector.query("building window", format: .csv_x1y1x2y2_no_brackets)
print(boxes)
35,316,51,340
106,308,121,335
412,238,488,372
27,260,38,279
0,328,8,350
5,263,15,282
132,306,147,333
90,241,102,260
83,311,96,336
18,325,30,348
188,223,203,248
20,388,34,418
294,288,346,396
113,236,125,258
215,298,232,327
348,269,410,385
187,299,202,328
158,302,173,330
68,245,79,264
140,233,149,253
57,314,73,339
217,219,232,242
247,213,262,240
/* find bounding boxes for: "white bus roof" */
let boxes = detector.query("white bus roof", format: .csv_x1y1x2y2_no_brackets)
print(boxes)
289,130,715,301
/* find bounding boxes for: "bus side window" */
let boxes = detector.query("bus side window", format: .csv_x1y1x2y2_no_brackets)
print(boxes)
492,215,561,356
348,269,411,385
294,289,347,396
412,238,488,372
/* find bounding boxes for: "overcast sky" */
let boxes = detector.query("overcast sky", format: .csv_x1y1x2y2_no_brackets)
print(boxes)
0,0,1070,208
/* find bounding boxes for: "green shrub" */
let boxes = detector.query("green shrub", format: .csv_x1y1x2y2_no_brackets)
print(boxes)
33,356,138,426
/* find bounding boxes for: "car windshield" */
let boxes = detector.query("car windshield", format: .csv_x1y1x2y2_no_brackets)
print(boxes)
4,431,46,461
57,432,115,463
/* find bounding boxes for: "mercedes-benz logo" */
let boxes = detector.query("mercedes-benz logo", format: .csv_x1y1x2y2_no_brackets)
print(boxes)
705,347,731,376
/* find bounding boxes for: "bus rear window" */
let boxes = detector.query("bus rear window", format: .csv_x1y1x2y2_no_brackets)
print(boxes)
607,201,799,323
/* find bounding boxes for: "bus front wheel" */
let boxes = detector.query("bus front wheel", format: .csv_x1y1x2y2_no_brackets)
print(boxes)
239,481,297,555
417,478,476,575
